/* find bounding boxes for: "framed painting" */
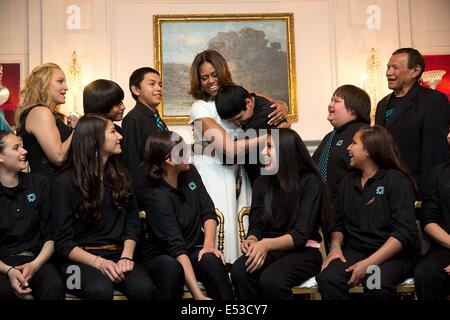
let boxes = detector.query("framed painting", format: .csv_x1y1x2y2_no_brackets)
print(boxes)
153,13,297,125
0,63,21,128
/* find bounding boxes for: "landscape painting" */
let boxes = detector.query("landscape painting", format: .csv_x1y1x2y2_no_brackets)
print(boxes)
153,13,297,124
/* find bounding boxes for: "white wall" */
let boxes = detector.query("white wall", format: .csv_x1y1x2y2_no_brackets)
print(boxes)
3,0,450,141
410,0,450,54
38,0,335,141
0,0,28,85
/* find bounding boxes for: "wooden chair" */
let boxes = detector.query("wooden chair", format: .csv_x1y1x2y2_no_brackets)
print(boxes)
215,208,225,254
65,290,127,300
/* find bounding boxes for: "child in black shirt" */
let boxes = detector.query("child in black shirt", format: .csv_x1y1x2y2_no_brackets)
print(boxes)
215,85,289,130
121,67,168,200
137,131,234,300
52,114,153,300
317,125,418,300
313,84,371,202
231,128,331,300
0,131,64,300
215,85,289,184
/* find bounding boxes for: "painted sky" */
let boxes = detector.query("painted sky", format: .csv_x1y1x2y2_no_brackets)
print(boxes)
161,20,287,65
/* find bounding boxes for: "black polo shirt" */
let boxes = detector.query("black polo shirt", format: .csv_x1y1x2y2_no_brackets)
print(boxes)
121,101,168,189
312,120,368,201
334,169,417,254
137,166,217,261
248,173,323,247
52,168,141,259
420,162,450,234
0,173,52,259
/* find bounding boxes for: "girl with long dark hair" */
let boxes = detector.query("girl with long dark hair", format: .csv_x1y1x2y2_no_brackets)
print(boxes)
231,128,331,299
52,114,152,300
317,125,418,300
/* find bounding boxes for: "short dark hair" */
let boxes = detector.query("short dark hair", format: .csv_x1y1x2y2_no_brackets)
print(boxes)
333,85,371,124
215,85,251,119
83,79,124,115
129,67,160,101
392,48,425,80
358,125,417,192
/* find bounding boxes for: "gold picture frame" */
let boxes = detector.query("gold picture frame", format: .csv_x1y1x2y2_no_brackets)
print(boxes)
153,13,297,125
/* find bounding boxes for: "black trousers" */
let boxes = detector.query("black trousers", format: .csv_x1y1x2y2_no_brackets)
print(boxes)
231,247,322,300
415,244,450,300
189,247,234,300
60,250,153,300
317,246,415,300
142,254,184,300
0,255,65,300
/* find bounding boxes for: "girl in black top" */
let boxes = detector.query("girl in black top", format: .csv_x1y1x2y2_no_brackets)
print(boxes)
15,63,76,179
52,114,152,300
414,127,450,300
138,131,234,300
83,79,126,136
317,125,418,300
0,131,64,300
231,128,332,300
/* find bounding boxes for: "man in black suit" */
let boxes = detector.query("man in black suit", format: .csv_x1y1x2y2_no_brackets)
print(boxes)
375,48,449,196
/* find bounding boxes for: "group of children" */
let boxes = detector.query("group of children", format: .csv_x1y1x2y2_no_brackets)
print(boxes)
0,48,449,301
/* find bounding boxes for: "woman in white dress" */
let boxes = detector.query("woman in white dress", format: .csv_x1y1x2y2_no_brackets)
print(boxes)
188,50,287,263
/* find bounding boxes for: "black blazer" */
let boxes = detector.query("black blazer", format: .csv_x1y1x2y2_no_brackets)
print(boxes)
375,83,449,194
121,101,168,202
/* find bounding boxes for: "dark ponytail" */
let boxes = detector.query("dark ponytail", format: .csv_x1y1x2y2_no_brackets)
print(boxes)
358,125,418,193
142,131,184,182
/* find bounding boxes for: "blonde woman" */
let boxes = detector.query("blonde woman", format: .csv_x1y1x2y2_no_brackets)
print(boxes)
16,63,77,179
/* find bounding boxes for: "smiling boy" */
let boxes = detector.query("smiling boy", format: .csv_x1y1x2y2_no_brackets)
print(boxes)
121,67,168,195
312,85,371,201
